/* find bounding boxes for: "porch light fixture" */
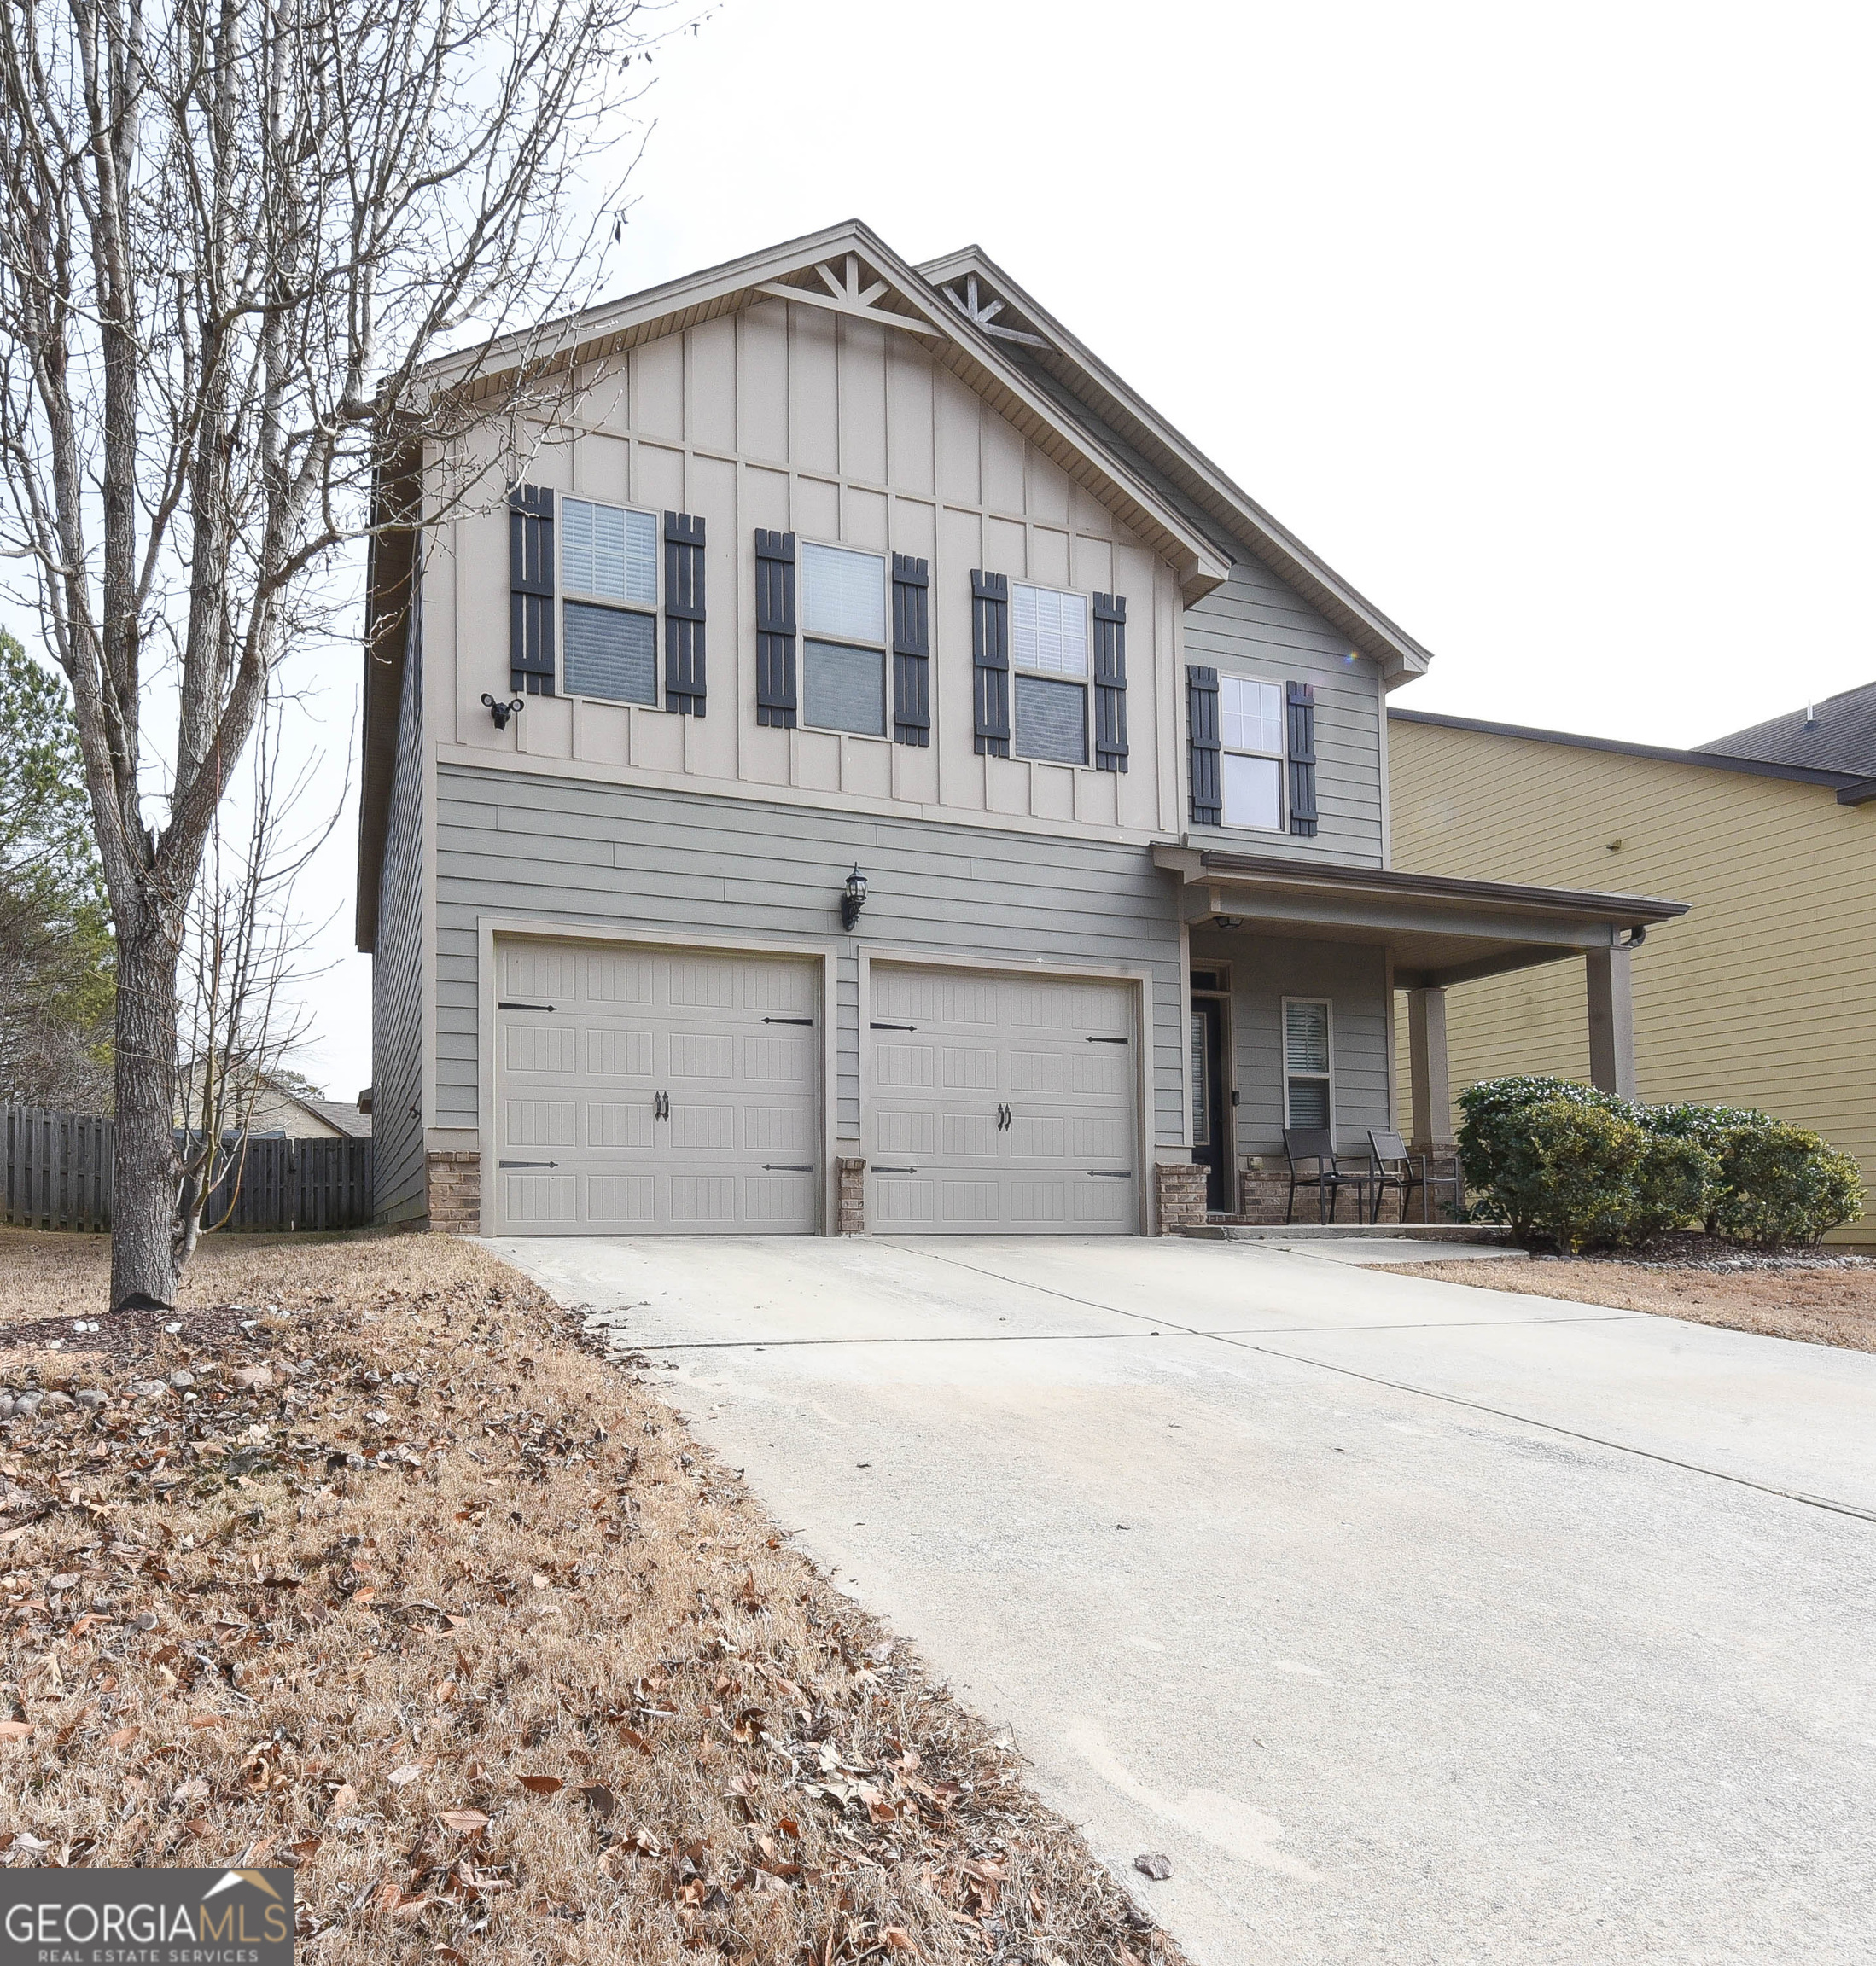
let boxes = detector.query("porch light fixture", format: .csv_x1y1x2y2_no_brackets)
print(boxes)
1213,915,1244,930
481,692,525,731
841,864,869,931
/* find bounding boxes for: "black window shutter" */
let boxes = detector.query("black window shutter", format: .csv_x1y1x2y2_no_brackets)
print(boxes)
892,554,930,747
970,570,1010,758
509,485,556,695
754,529,796,729
1187,665,1221,825
1287,680,1318,837
664,511,706,716
1092,592,1129,773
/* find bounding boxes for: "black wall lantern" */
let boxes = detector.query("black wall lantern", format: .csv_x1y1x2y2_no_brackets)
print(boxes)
482,693,525,731
841,864,868,931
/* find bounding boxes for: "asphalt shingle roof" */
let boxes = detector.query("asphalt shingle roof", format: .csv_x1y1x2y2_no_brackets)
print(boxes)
1697,680,1876,777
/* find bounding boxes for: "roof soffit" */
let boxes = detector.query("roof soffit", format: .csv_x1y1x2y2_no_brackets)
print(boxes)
424,223,1229,601
918,246,1434,683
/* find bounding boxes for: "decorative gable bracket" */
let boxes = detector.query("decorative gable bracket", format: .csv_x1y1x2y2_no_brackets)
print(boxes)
756,253,943,336
941,273,1048,349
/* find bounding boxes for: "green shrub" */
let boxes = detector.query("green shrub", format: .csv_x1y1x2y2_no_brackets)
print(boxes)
1630,1132,1721,1242
1457,1079,1652,1250
1710,1121,1866,1251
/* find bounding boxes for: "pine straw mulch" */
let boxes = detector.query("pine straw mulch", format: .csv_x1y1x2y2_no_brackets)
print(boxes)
1379,1244,1876,1354
0,1228,1177,1966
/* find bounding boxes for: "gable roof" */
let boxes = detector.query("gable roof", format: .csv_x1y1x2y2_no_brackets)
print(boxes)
418,218,1232,603
1695,680,1876,778
1392,706,1876,806
918,246,1434,686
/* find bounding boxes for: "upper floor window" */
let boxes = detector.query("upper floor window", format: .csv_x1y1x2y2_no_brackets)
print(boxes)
1221,675,1283,829
561,497,658,705
1011,581,1088,765
800,542,887,738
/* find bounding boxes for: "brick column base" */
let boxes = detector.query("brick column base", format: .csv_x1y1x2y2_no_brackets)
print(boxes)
1238,1168,1292,1224
1154,1160,1208,1235
836,1157,866,1236
426,1151,481,1235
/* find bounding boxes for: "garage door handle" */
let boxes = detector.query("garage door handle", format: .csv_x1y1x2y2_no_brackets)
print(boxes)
763,1016,814,1026
1088,1170,1133,1178
654,1092,669,1120
498,1001,556,1011
498,1160,559,1169
762,1164,814,1172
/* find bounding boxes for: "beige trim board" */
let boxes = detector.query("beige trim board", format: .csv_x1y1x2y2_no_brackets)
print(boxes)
475,914,842,1236
855,942,1157,1236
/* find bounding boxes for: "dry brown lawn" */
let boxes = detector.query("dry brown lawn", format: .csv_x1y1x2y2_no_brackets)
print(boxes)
1384,1253,1876,1353
0,1227,1177,1965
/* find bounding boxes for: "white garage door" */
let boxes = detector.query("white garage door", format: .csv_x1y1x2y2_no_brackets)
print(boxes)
492,939,820,1236
867,963,1139,1233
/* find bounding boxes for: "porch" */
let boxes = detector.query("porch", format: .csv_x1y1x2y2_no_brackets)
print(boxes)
1153,847,1690,1226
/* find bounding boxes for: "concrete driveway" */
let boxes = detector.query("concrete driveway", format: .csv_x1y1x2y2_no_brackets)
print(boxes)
490,1234,1876,1966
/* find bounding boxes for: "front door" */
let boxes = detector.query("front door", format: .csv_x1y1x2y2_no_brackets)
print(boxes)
1191,995,1227,1212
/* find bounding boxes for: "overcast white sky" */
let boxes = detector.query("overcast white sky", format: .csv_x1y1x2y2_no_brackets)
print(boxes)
11,0,1872,1102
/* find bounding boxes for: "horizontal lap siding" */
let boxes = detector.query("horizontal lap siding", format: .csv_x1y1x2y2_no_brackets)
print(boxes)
434,765,1186,1148
1184,559,1385,865
372,590,428,1224
1389,718,1876,1236
1190,931,1391,1155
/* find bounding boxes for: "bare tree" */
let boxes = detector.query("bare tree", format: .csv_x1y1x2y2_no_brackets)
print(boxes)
174,689,341,1265
0,0,678,1307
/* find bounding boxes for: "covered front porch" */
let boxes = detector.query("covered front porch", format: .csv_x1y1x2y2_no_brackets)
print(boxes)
1153,848,1689,1224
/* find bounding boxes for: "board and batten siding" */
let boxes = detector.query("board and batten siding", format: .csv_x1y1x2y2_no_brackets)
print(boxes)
1189,928,1392,1155
424,298,1184,846
1183,560,1388,867
433,764,1187,1153
371,580,428,1224
1389,715,1876,1243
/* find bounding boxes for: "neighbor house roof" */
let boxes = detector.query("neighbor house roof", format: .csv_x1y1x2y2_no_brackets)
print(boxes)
1695,680,1876,782
1391,707,1876,807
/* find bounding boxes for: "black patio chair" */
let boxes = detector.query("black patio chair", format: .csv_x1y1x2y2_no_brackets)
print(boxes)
1283,1127,1365,1224
1365,1129,1424,1224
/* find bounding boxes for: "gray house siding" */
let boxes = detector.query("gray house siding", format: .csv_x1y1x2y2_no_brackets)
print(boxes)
1189,928,1391,1156
433,765,1186,1152
371,587,428,1224
1184,559,1386,867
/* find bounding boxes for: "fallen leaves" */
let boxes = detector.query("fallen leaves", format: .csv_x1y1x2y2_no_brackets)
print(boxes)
515,1774,563,1796
437,1810,489,1835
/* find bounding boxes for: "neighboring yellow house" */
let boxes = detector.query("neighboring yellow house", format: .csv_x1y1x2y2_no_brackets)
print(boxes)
1388,684,1876,1247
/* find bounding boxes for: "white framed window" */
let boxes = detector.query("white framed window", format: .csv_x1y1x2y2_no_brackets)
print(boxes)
1221,674,1284,829
1011,581,1088,765
561,497,659,705
800,541,888,737
1282,998,1333,1131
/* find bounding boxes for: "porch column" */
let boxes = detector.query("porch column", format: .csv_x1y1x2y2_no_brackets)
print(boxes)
1585,945,1636,1097
1407,986,1454,1153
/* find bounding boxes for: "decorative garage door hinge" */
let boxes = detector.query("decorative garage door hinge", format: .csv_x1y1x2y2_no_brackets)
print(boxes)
498,1001,556,1011
498,1160,558,1168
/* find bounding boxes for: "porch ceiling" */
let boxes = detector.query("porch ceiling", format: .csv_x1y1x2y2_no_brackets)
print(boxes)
1155,847,1689,991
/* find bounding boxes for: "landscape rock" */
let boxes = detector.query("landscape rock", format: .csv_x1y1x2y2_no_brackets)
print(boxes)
168,1370,194,1389
74,1388,107,1410
13,1393,41,1416
230,1366,274,1391
128,1380,169,1401
40,1391,73,1412
0,1398,13,1421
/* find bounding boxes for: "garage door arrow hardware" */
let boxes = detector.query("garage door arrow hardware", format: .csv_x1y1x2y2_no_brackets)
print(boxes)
1087,1035,1129,1044
498,1001,557,1010
762,1016,814,1025
1089,1170,1133,1178
763,1165,814,1172
869,1021,917,1031
872,1166,917,1174
498,1160,559,1169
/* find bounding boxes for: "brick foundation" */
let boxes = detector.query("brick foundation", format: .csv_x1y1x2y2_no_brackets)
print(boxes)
836,1157,866,1236
426,1151,481,1235
1155,1160,1208,1235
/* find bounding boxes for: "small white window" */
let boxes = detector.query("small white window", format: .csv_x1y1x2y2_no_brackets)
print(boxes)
1283,999,1333,1131
561,497,658,705
1011,582,1089,765
799,544,888,736
1221,675,1284,829
562,497,657,606
1011,583,1088,677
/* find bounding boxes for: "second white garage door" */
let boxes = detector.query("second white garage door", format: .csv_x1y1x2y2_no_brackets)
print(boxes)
867,963,1139,1232
492,939,820,1236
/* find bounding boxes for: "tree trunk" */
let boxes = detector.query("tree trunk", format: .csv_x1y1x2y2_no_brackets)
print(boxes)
109,922,183,1312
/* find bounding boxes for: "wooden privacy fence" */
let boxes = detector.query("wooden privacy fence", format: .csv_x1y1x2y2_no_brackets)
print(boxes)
3,1107,374,1233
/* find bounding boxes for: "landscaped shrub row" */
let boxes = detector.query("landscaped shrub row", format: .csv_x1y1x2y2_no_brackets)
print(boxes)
1456,1076,1866,1253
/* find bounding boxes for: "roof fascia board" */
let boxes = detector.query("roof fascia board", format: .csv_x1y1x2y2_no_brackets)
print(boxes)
920,246,1433,683
1390,707,1866,793
421,223,1229,599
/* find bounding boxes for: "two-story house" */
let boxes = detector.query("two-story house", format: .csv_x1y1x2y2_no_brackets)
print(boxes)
355,221,1684,1237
